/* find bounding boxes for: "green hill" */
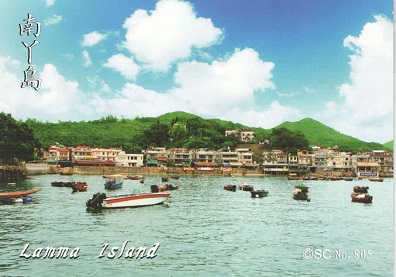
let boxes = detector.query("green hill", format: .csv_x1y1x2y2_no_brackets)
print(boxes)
383,140,394,151
25,112,388,152
275,118,384,151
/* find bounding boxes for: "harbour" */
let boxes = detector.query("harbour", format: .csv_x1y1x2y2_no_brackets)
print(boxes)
0,174,393,276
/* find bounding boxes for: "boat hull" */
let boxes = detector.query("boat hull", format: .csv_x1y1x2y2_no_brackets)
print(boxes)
102,193,170,209
0,189,40,198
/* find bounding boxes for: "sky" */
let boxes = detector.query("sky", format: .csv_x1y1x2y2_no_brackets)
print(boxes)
0,0,393,144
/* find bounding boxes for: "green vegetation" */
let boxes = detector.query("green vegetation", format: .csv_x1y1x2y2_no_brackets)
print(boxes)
0,112,41,163
383,140,394,151
23,111,389,153
269,128,309,155
275,118,385,152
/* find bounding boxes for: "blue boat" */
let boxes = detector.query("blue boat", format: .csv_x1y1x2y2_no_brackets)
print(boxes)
104,175,123,190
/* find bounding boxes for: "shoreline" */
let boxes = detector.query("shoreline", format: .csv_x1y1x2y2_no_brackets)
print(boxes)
24,163,393,179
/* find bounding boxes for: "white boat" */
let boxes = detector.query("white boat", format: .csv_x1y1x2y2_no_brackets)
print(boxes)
86,192,170,209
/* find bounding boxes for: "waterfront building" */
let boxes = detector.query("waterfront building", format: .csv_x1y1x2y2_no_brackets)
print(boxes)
168,148,192,167
235,148,254,167
369,150,393,175
356,162,380,178
115,152,144,167
144,147,168,167
91,148,122,162
47,145,70,164
71,145,92,157
217,150,241,167
196,149,216,167
262,150,288,175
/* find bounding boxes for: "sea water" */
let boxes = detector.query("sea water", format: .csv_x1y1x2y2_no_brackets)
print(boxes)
0,175,393,276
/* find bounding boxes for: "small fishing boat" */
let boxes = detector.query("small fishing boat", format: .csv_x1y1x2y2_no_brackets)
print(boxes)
293,189,310,202
224,185,237,192
150,184,178,193
250,189,269,198
353,186,369,193
104,175,123,190
239,184,254,191
295,184,309,192
351,193,373,203
161,177,169,182
151,185,165,192
170,176,180,179
86,191,170,209
369,178,383,182
127,175,145,181
51,181,64,187
0,188,40,198
72,181,88,192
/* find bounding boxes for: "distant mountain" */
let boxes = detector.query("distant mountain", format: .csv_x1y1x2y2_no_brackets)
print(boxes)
275,118,384,151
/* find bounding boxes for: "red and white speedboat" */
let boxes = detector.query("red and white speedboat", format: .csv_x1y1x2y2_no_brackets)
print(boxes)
86,192,170,209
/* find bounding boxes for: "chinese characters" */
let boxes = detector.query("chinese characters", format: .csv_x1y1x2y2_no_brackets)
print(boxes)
19,13,42,91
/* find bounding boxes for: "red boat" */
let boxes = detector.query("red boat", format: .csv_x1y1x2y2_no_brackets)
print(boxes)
0,188,40,198
351,193,373,203
224,185,236,192
72,182,88,192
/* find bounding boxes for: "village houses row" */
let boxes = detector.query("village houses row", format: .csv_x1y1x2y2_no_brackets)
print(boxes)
46,144,393,177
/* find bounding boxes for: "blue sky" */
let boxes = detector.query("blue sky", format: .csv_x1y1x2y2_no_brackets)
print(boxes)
0,0,393,144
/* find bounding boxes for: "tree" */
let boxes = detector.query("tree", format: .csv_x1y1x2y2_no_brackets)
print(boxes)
0,112,41,163
270,128,309,155
141,122,170,148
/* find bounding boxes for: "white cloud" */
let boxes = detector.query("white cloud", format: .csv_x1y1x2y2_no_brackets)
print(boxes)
82,31,107,47
91,48,299,129
122,0,222,71
276,91,298,98
46,0,55,7
222,102,300,129
320,15,393,143
171,48,275,116
0,57,92,121
86,75,110,93
103,54,140,80
82,50,92,67
44,15,62,26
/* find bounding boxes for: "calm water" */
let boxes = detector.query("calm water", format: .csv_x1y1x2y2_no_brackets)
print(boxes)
0,175,393,276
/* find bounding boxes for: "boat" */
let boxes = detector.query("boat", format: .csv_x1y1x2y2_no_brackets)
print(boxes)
51,181,64,187
287,174,300,180
353,186,369,193
170,176,180,179
351,193,373,203
127,175,145,181
0,197,33,204
104,175,123,190
72,181,88,192
223,185,236,192
250,189,269,198
303,176,318,180
293,189,310,201
0,188,40,198
86,192,170,209
150,184,178,193
295,184,309,192
239,184,254,191
369,178,383,182
51,181,73,187
161,177,169,182
165,184,179,190
341,177,353,181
